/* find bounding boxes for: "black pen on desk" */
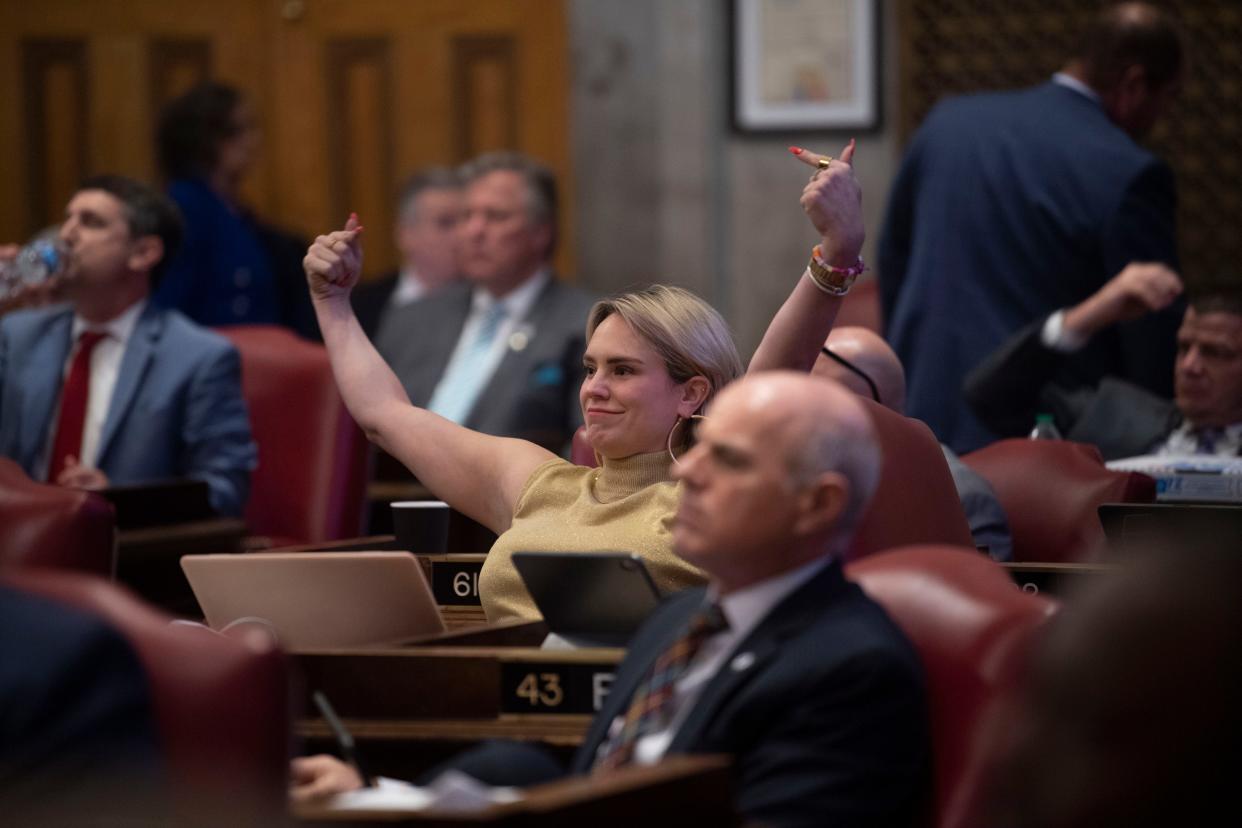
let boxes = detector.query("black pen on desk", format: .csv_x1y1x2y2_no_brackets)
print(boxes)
313,690,376,788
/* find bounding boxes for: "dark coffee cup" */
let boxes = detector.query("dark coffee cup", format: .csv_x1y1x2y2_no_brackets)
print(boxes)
391,500,450,553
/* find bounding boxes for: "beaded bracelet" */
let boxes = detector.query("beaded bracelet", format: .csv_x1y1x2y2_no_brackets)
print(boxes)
805,245,867,296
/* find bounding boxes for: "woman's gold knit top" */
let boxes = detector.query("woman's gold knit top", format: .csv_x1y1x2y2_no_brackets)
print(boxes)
478,450,706,622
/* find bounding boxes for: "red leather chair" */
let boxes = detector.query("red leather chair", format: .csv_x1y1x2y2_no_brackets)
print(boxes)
2,568,290,824
848,398,975,560
217,325,370,546
847,545,1057,828
961,439,1156,563
0,457,114,574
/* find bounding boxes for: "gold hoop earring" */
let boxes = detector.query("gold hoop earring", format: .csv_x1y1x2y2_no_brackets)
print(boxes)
667,414,708,466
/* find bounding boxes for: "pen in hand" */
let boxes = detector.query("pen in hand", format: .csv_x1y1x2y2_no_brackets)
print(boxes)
313,690,376,788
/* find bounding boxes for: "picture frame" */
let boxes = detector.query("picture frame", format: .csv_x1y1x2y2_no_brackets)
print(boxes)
730,0,880,132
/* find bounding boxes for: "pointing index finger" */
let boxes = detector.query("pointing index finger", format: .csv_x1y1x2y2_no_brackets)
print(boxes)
789,139,856,169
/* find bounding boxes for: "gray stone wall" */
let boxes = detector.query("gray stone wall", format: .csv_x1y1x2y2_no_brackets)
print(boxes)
569,0,902,358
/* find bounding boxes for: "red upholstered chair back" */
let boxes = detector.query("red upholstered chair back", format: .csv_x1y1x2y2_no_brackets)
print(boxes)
848,399,975,560
2,568,290,824
847,546,1056,828
217,325,369,545
0,457,114,574
961,439,1156,563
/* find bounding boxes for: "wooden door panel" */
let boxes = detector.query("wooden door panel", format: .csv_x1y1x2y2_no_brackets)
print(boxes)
0,0,570,278
271,0,571,277
0,0,270,237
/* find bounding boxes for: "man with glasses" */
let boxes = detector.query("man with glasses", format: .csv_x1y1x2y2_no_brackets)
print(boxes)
815,326,1013,561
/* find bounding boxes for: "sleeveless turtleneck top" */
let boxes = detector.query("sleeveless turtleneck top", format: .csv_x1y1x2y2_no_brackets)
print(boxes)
478,450,706,622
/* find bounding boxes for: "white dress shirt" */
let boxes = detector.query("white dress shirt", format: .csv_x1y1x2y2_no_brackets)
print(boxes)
1052,71,1102,104
427,269,550,421
1157,421,1242,457
612,556,833,766
389,268,430,308
40,300,146,477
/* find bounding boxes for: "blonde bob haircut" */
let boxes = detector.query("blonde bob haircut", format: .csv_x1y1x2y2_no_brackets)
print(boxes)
585,285,744,413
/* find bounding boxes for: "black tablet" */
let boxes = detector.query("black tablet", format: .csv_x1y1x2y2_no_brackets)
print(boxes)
512,551,663,647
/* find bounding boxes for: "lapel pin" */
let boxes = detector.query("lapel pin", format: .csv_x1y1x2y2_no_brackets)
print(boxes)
508,330,529,352
730,652,755,672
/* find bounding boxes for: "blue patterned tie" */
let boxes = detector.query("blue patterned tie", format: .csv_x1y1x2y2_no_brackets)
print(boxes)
427,302,508,424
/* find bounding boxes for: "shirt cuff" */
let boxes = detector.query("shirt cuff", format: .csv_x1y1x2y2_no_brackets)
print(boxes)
1040,309,1089,353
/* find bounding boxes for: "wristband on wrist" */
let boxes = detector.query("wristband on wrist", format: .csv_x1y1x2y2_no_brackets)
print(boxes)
805,245,866,296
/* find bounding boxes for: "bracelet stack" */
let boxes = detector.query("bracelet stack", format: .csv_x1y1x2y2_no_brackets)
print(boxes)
805,245,866,296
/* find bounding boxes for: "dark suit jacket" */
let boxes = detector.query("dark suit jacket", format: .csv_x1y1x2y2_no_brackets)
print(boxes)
375,278,595,452
572,561,930,828
350,271,399,339
0,303,257,515
964,315,1182,460
0,586,162,820
879,81,1181,454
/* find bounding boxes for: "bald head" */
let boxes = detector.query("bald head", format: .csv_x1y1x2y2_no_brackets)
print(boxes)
813,327,907,413
673,372,881,590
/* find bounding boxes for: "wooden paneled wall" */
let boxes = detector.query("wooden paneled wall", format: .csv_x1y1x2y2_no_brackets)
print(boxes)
0,0,571,278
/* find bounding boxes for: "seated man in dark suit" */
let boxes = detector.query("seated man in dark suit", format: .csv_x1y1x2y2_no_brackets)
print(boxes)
965,263,1242,460
350,167,463,338
0,175,257,515
374,152,594,453
814,325,1013,561
0,585,164,822
291,372,931,827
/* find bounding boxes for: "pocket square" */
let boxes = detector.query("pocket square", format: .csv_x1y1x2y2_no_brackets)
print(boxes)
531,361,564,388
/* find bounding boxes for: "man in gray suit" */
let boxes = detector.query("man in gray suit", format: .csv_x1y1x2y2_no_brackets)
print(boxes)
814,326,1013,561
0,175,256,515
375,152,593,453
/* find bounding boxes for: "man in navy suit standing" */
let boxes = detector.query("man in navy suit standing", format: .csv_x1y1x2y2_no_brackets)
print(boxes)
879,2,1186,453
0,175,256,515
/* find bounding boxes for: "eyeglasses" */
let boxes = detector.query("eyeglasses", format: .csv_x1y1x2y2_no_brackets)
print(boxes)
820,347,882,405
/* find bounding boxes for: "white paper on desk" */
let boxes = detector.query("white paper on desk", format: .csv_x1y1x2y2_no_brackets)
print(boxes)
328,771,523,813
1107,454,1242,473
1106,454,1242,502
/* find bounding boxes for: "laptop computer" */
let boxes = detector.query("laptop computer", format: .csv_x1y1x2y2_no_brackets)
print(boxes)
181,552,444,649
1098,503,1242,557
512,551,663,648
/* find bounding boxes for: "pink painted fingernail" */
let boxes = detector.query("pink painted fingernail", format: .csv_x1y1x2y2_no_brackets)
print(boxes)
789,146,804,155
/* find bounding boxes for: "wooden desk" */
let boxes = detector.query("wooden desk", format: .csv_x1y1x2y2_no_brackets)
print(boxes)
294,641,625,780
293,754,738,826
296,644,624,747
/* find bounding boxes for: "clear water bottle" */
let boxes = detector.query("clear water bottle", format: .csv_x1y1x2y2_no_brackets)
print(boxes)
0,235,66,301
1029,412,1062,440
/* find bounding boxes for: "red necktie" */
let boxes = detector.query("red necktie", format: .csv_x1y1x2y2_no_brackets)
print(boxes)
47,330,107,482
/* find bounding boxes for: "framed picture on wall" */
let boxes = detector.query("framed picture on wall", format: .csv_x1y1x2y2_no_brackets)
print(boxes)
730,0,879,132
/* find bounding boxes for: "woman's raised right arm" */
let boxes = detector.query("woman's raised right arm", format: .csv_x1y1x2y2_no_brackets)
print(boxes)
304,215,555,533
